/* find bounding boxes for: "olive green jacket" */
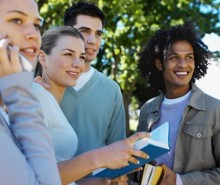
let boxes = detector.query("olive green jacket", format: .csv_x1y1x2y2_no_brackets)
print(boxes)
137,84,220,185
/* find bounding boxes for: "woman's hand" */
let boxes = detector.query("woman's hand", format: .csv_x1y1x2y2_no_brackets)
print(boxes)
97,132,151,170
34,76,50,89
0,33,22,77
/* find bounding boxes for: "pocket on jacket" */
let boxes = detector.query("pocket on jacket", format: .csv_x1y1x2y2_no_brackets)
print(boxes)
183,122,213,160
184,122,213,139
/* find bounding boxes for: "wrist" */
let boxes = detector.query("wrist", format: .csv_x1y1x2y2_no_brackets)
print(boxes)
89,148,106,169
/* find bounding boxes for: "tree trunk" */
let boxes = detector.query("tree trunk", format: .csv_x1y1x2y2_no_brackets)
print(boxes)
123,93,132,137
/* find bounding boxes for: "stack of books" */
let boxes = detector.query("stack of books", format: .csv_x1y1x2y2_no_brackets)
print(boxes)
140,164,164,185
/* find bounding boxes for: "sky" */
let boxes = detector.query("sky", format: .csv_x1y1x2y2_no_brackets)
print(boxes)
195,33,220,99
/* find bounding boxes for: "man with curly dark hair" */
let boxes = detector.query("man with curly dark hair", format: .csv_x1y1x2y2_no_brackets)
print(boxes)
137,22,220,185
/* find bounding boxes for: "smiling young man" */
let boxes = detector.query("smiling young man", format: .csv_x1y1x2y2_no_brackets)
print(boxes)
136,22,220,185
60,1,126,184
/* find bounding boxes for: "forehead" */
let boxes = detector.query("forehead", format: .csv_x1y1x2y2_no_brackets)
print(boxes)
0,0,40,18
169,40,193,54
75,14,103,30
54,36,85,52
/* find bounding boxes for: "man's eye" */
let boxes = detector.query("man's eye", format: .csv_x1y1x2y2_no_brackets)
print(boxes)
96,32,102,37
168,55,177,60
80,56,85,61
80,30,89,33
186,56,194,60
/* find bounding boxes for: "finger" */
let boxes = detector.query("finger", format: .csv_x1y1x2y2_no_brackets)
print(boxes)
41,80,51,89
127,155,140,165
9,46,22,72
0,38,10,63
0,33,7,39
130,148,149,160
34,76,42,83
110,175,128,184
0,39,12,74
125,132,151,146
34,76,50,89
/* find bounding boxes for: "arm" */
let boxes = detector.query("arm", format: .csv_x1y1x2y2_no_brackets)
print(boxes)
0,72,61,185
0,36,60,185
58,132,150,185
106,84,126,144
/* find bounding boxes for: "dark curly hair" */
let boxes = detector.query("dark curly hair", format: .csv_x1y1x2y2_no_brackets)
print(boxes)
64,1,105,27
138,22,212,93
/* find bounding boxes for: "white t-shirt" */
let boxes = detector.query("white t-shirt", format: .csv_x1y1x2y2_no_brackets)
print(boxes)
32,83,78,162
73,67,94,91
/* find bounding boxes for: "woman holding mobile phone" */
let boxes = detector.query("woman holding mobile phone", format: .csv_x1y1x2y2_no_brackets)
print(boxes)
0,0,61,184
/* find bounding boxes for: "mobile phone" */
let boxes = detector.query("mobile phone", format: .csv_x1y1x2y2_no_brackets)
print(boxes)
7,46,33,72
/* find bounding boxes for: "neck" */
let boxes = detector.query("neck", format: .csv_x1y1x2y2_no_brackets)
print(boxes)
165,85,190,99
84,61,91,72
48,85,65,103
42,75,65,103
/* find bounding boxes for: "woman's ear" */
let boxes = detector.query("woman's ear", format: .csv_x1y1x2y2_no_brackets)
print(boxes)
38,50,47,68
155,59,163,71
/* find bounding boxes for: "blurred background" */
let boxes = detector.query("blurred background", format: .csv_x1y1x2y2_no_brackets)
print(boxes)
37,0,220,136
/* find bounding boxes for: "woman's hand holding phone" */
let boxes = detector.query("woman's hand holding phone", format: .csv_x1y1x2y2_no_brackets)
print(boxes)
0,33,31,77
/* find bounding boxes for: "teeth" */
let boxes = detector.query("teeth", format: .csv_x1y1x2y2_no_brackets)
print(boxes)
24,48,34,53
176,71,187,75
68,71,77,76
87,49,95,52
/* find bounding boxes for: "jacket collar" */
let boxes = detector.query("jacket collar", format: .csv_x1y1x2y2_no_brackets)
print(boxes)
145,83,206,113
188,83,206,111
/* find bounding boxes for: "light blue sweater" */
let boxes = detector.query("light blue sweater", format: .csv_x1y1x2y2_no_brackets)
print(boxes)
60,68,126,155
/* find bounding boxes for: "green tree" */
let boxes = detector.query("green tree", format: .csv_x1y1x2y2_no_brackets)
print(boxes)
37,0,220,135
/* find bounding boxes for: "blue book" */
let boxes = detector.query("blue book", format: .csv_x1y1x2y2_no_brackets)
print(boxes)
92,122,170,178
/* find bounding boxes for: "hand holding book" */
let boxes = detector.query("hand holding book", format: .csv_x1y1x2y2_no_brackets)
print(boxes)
92,122,170,178
93,131,151,172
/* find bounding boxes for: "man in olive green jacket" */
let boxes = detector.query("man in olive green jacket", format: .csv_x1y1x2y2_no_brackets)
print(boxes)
137,22,220,185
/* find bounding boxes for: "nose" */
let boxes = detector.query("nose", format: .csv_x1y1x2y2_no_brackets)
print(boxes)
87,34,96,44
177,58,187,67
72,58,84,68
24,24,39,41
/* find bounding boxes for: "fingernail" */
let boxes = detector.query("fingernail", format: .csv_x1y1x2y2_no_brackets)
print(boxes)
136,160,140,164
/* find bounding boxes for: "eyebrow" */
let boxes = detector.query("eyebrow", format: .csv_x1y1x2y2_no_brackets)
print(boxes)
7,10,44,25
167,49,194,56
62,48,86,55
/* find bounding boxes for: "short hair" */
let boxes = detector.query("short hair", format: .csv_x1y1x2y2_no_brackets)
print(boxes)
35,26,84,77
138,22,212,93
63,1,105,27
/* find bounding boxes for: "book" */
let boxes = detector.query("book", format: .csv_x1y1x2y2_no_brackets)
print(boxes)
141,164,163,185
141,164,155,185
92,122,170,178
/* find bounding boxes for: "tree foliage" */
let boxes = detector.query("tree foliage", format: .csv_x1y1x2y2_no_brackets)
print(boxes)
37,0,220,135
